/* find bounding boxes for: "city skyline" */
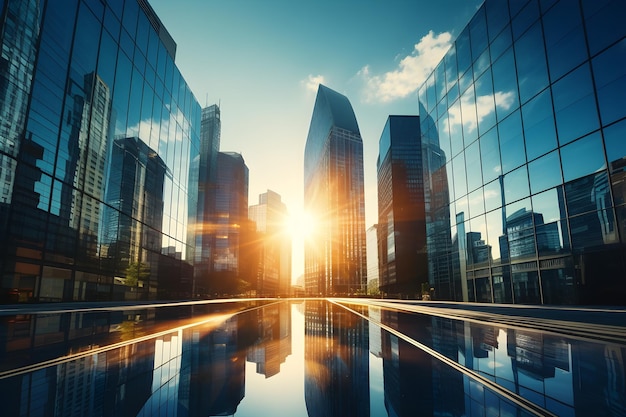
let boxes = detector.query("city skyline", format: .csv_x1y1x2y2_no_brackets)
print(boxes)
148,0,485,281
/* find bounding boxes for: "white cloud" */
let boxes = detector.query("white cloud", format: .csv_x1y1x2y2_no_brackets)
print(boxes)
360,31,453,103
302,74,326,93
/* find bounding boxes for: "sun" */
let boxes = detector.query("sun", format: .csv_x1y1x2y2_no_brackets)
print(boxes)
285,210,315,242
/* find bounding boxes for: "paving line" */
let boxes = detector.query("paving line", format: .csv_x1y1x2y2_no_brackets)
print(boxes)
331,299,557,417
351,299,626,345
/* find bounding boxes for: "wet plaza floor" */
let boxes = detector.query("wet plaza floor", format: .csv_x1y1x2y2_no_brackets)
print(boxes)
0,299,625,416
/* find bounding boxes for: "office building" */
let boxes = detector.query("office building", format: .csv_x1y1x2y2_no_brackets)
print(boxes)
418,0,626,305
193,104,221,292
0,0,201,302
206,151,250,295
377,115,427,297
248,190,291,296
303,84,367,296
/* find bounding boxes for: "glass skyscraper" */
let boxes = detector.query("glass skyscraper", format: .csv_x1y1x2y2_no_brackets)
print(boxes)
193,104,221,291
304,84,367,296
377,115,427,297
0,0,201,302
248,190,291,296
419,0,626,305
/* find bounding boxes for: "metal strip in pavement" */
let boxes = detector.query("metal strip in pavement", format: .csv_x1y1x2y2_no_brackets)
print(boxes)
331,299,557,417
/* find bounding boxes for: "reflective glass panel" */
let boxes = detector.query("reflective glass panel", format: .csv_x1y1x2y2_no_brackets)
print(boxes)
468,187,485,219
504,165,530,203
570,209,618,251
484,179,503,212
553,63,599,145
603,119,626,205
456,27,472,76
452,153,468,198
485,208,504,264
522,88,557,161
565,172,610,217
561,132,606,182
582,0,626,56
485,0,509,42
492,48,518,122
480,127,501,183
475,68,496,136
503,165,530,204
512,0,539,40
490,24,512,62
498,110,526,173
469,7,488,59
592,38,626,126
543,0,587,82
465,139,482,192
532,187,567,223
528,150,562,194
461,86,478,145
514,22,548,105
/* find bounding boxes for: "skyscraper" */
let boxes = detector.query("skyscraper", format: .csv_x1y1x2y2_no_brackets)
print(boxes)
377,115,427,297
194,104,221,293
0,0,201,302
418,0,626,305
304,84,367,296
248,190,291,296
208,152,250,295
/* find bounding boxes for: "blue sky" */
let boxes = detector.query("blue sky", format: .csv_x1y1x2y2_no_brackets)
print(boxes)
149,0,485,280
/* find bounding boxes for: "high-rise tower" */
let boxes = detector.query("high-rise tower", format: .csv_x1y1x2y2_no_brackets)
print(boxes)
194,104,221,293
304,85,367,296
377,115,427,297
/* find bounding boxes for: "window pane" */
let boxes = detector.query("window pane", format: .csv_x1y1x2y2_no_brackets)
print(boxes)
561,132,606,182
582,0,626,56
499,110,526,173
475,68,496,136
528,150,562,194
565,172,611,218
468,187,485,219
603,119,626,205
532,187,566,222
490,25,512,62
461,86,478,144
522,88,557,160
480,127,501,183
485,0,509,42
553,63,600,145
484,179,503,212
492,48,519,122
504,165,530,204
453,153,468,198
469,7,488,59
485,208,504,264
465,139,482,192
514,22,548,104
570,209,618,251
592,38,626,126
543,0,587,82
456,27,472,76
511,0,540,40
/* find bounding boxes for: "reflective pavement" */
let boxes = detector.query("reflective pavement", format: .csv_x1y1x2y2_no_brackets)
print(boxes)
0,299,624,416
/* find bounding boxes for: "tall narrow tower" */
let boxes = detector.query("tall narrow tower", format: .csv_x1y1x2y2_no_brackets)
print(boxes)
304,85,367,296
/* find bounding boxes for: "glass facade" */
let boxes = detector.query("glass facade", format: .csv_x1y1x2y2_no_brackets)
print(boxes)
0,0,201,302
419,0,626,305
377,116,427,296
304,84,367,296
